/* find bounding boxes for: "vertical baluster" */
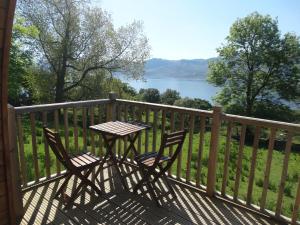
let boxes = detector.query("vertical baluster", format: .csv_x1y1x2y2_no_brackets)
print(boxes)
129,106,136,160
117,104,122,158
221,122,233,195
161,110,167,142
17,116,27,186
73,108,79,154
186,113,195,182
168,111,175,175
137,106,143,154
196,115,205,187
145,107,150,153
63,109,69,153
152,109,158,152
275,131,293,217
260,128,277,210
233,124,247,200
98,106,103,157
292,177,300,224
177,113,185,179
82,108,87,151
54,110,61,174
30,113,40,182
123,104,128,156
42,112,50,179
246,126,261,205
90,107,95,155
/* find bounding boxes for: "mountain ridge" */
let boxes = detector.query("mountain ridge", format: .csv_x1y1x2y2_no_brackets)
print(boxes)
143,58,216,79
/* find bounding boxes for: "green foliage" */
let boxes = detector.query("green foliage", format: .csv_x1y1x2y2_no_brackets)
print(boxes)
19,0,150,102
8,17,36,106
161,89,181,105
24,67,56,103
174,97,212,110
207,12,300,120
139,88,161,103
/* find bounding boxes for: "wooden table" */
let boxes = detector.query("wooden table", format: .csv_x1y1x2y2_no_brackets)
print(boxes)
89,121,150,189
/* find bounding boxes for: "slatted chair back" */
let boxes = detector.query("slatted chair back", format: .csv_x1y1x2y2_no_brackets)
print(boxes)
153,129,187,169
43,127,72,168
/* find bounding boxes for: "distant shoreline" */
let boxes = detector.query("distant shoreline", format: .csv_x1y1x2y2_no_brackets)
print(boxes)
122,77,209,82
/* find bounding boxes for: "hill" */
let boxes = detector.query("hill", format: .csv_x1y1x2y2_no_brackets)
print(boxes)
144,58,215,79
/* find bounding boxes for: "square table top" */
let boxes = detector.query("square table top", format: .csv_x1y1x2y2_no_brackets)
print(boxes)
89,121,150,137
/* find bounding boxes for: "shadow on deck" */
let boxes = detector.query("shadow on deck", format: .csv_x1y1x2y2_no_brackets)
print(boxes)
21,163,280,225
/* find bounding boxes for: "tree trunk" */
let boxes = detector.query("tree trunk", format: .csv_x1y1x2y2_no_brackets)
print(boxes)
55,72,65,102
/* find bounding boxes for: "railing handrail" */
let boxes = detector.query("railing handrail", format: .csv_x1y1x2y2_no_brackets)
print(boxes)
116,99,213,116
15,99,110,114
14,97,300,132
223,113,300,132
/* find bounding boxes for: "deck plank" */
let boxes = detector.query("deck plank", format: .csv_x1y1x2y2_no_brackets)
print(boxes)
22,164,281,225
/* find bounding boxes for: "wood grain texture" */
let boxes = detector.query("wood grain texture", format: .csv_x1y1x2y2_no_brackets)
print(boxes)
275,131,293,217
54,110,60,174
89,107,95,155
1,1,20,224
30,113,39,181
233,124,247,200
196,116,206,187
168,111,175,175
63,109,69,153
176,113,185,179
260,128,277,210
246,126,261,205
42,112,50,179
221,122,233,195
186,113,195,182
17,116,27,185
206,106,222,197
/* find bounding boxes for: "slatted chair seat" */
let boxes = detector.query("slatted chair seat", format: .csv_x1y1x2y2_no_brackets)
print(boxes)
70,152,100,168
43,127,102,209
136,153,170,167
133,129,187,206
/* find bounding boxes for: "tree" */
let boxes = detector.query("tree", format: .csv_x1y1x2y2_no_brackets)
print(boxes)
140,88,161,103
174,97,212,110
20,0,150,102
161,89,180,105
208,12,300,117
173,97,212,132
8,17,36,105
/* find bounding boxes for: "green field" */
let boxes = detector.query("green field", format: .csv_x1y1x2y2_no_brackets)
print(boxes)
19,109,300,219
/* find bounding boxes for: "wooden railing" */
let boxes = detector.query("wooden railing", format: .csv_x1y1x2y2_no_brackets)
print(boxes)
8,94,300,224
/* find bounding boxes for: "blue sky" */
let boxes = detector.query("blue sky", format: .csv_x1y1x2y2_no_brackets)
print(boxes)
94,0,300,60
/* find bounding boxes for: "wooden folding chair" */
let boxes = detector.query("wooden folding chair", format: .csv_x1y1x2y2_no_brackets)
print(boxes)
133,129,187,206
43,127,102,208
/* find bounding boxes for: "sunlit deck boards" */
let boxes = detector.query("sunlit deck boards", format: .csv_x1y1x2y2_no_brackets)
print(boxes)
21,164,280,225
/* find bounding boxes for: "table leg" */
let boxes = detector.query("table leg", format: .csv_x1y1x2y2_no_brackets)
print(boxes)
119,132,140,165
101,134,128,190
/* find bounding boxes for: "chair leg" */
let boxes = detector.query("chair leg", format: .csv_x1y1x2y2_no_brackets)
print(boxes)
77,168,102,196
65,168,102,209
157,164,177,199
161,173,177,199
133,167,150,193
146,181,161,207
54,174,71,199
64,181,84,209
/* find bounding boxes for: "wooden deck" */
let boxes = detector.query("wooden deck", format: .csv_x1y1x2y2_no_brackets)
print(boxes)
21,163,281,225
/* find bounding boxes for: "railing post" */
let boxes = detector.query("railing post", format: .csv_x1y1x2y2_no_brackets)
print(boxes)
207,106,222,197
107,92,117,121
7,105,24,222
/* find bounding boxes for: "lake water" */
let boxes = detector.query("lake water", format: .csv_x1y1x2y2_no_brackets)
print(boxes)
122,78,219,103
